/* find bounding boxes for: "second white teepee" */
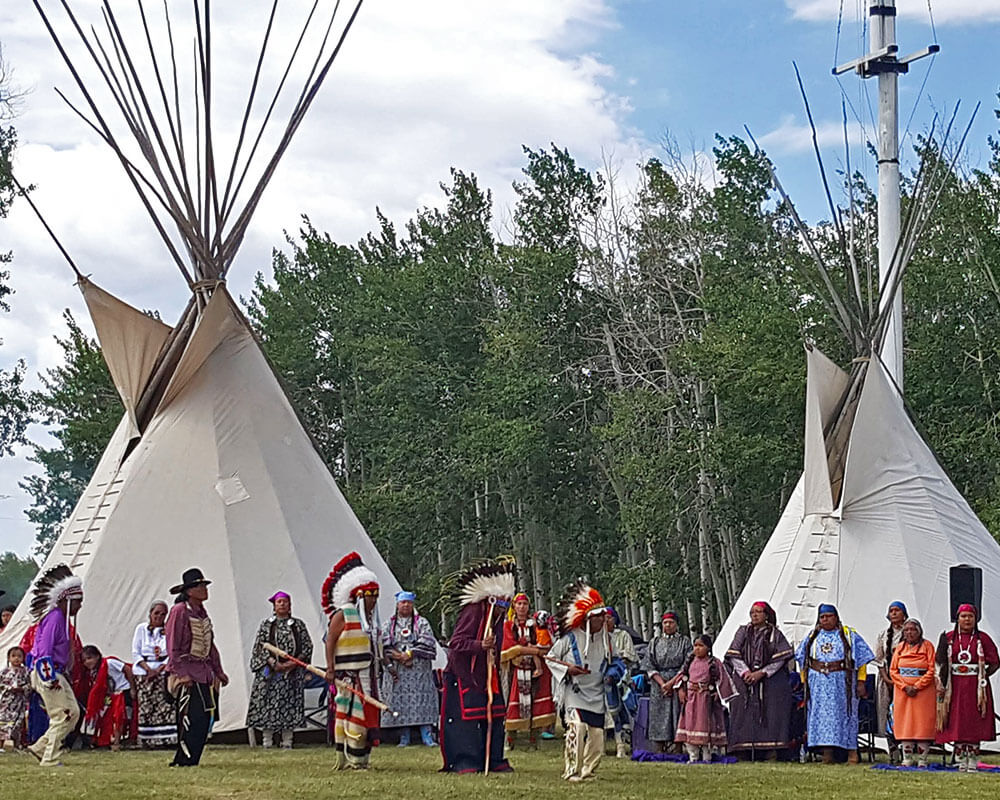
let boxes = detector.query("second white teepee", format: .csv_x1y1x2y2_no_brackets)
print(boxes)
718,346,1000,651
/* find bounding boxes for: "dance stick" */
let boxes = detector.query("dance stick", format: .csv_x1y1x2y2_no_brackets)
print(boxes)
545,656,591,673
484,597,497,776
262,643,396,715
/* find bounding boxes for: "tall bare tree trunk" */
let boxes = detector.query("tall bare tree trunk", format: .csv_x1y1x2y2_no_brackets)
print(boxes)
437,539,449,637
548,538,559,612
531,548,544,609
679,521,699,631
648,539,662,626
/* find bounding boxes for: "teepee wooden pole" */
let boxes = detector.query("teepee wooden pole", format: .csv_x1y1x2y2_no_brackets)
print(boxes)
35,0,366,298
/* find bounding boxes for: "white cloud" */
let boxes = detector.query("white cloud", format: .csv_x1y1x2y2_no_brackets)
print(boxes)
0,1,644,555
758,113,866,155
786,0,1000,24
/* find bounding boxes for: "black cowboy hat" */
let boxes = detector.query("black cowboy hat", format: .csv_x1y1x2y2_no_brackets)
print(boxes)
169,567,212,595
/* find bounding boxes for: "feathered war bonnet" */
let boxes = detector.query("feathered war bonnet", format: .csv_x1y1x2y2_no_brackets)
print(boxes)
321,552,380,632
454,558,516,609
556,580,606,657
29,564,83,621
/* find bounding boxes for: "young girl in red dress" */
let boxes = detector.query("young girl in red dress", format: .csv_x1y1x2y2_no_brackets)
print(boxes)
672,634,736,762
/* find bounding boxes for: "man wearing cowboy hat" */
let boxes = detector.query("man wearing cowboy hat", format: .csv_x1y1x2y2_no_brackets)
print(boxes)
165,568,229,767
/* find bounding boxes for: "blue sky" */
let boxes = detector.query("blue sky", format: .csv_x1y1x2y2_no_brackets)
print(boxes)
0,0,998,558
598,0,1000,220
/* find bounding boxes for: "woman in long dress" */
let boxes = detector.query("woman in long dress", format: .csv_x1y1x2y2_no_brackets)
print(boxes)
889,619,935,767
245,591,313,749
935,603,999,772
379,590,439,746
874,600,907,762
795,604,875,765
724,601,794,759
131,600,176,747
640,611,692,751
500,593,555,748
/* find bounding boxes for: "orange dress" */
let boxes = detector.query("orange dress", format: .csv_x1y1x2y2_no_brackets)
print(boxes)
889,639,936,741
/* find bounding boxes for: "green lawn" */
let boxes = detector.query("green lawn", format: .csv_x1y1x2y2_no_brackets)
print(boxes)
3,741,999,800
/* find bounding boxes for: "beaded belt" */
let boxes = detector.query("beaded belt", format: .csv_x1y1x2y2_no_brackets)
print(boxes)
898,667,926,676
808,658,846,674
952,663,981,676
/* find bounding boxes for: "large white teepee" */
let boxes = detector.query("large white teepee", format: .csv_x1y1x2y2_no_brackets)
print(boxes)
718,346,1000,652
0,1,397,731
0,282,401,731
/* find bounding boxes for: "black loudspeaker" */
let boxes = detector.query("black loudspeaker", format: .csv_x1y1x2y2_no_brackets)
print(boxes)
949,564,983,622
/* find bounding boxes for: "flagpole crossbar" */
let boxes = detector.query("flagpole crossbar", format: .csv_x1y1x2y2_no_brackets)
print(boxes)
833,43,938,78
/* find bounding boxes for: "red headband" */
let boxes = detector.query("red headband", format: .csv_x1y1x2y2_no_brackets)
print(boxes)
351,582,380,600
957,603,977,616
662,611,678,621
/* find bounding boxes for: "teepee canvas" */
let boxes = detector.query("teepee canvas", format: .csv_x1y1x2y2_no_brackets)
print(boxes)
0,2,398,731
0,284,401,730
718,346,1000,651
717,37,996,653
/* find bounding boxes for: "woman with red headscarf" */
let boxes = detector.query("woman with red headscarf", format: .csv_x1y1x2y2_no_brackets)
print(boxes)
640,611,692,751
935,604,999,772
723,601,795,760
501,593,555,748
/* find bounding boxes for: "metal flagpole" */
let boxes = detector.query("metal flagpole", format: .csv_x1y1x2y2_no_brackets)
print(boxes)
834,0,938,394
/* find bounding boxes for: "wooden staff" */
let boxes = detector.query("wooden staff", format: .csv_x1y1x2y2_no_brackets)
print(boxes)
262,642,395,715
483,597,497,776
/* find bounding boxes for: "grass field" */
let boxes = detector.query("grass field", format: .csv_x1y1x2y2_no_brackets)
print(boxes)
3,740,1000,800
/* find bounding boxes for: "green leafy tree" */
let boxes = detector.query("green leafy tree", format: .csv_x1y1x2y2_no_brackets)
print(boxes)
902,124,1000,532
249,171,501,600
0,551,38,607
0,46,30,455
460,145,617,602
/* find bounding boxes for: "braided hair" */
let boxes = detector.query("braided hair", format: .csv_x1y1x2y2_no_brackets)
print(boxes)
936,609,981,688
884,620,898,657
803,609,856,708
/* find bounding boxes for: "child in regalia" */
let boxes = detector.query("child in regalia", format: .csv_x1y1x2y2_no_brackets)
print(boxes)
0,646,30,750
81,645,133,750
672,634,736,762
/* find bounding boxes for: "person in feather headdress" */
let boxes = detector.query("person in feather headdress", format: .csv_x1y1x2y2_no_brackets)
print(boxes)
25,564,84,767
322,552,381,770
439,558,515,773
547,581,626,783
